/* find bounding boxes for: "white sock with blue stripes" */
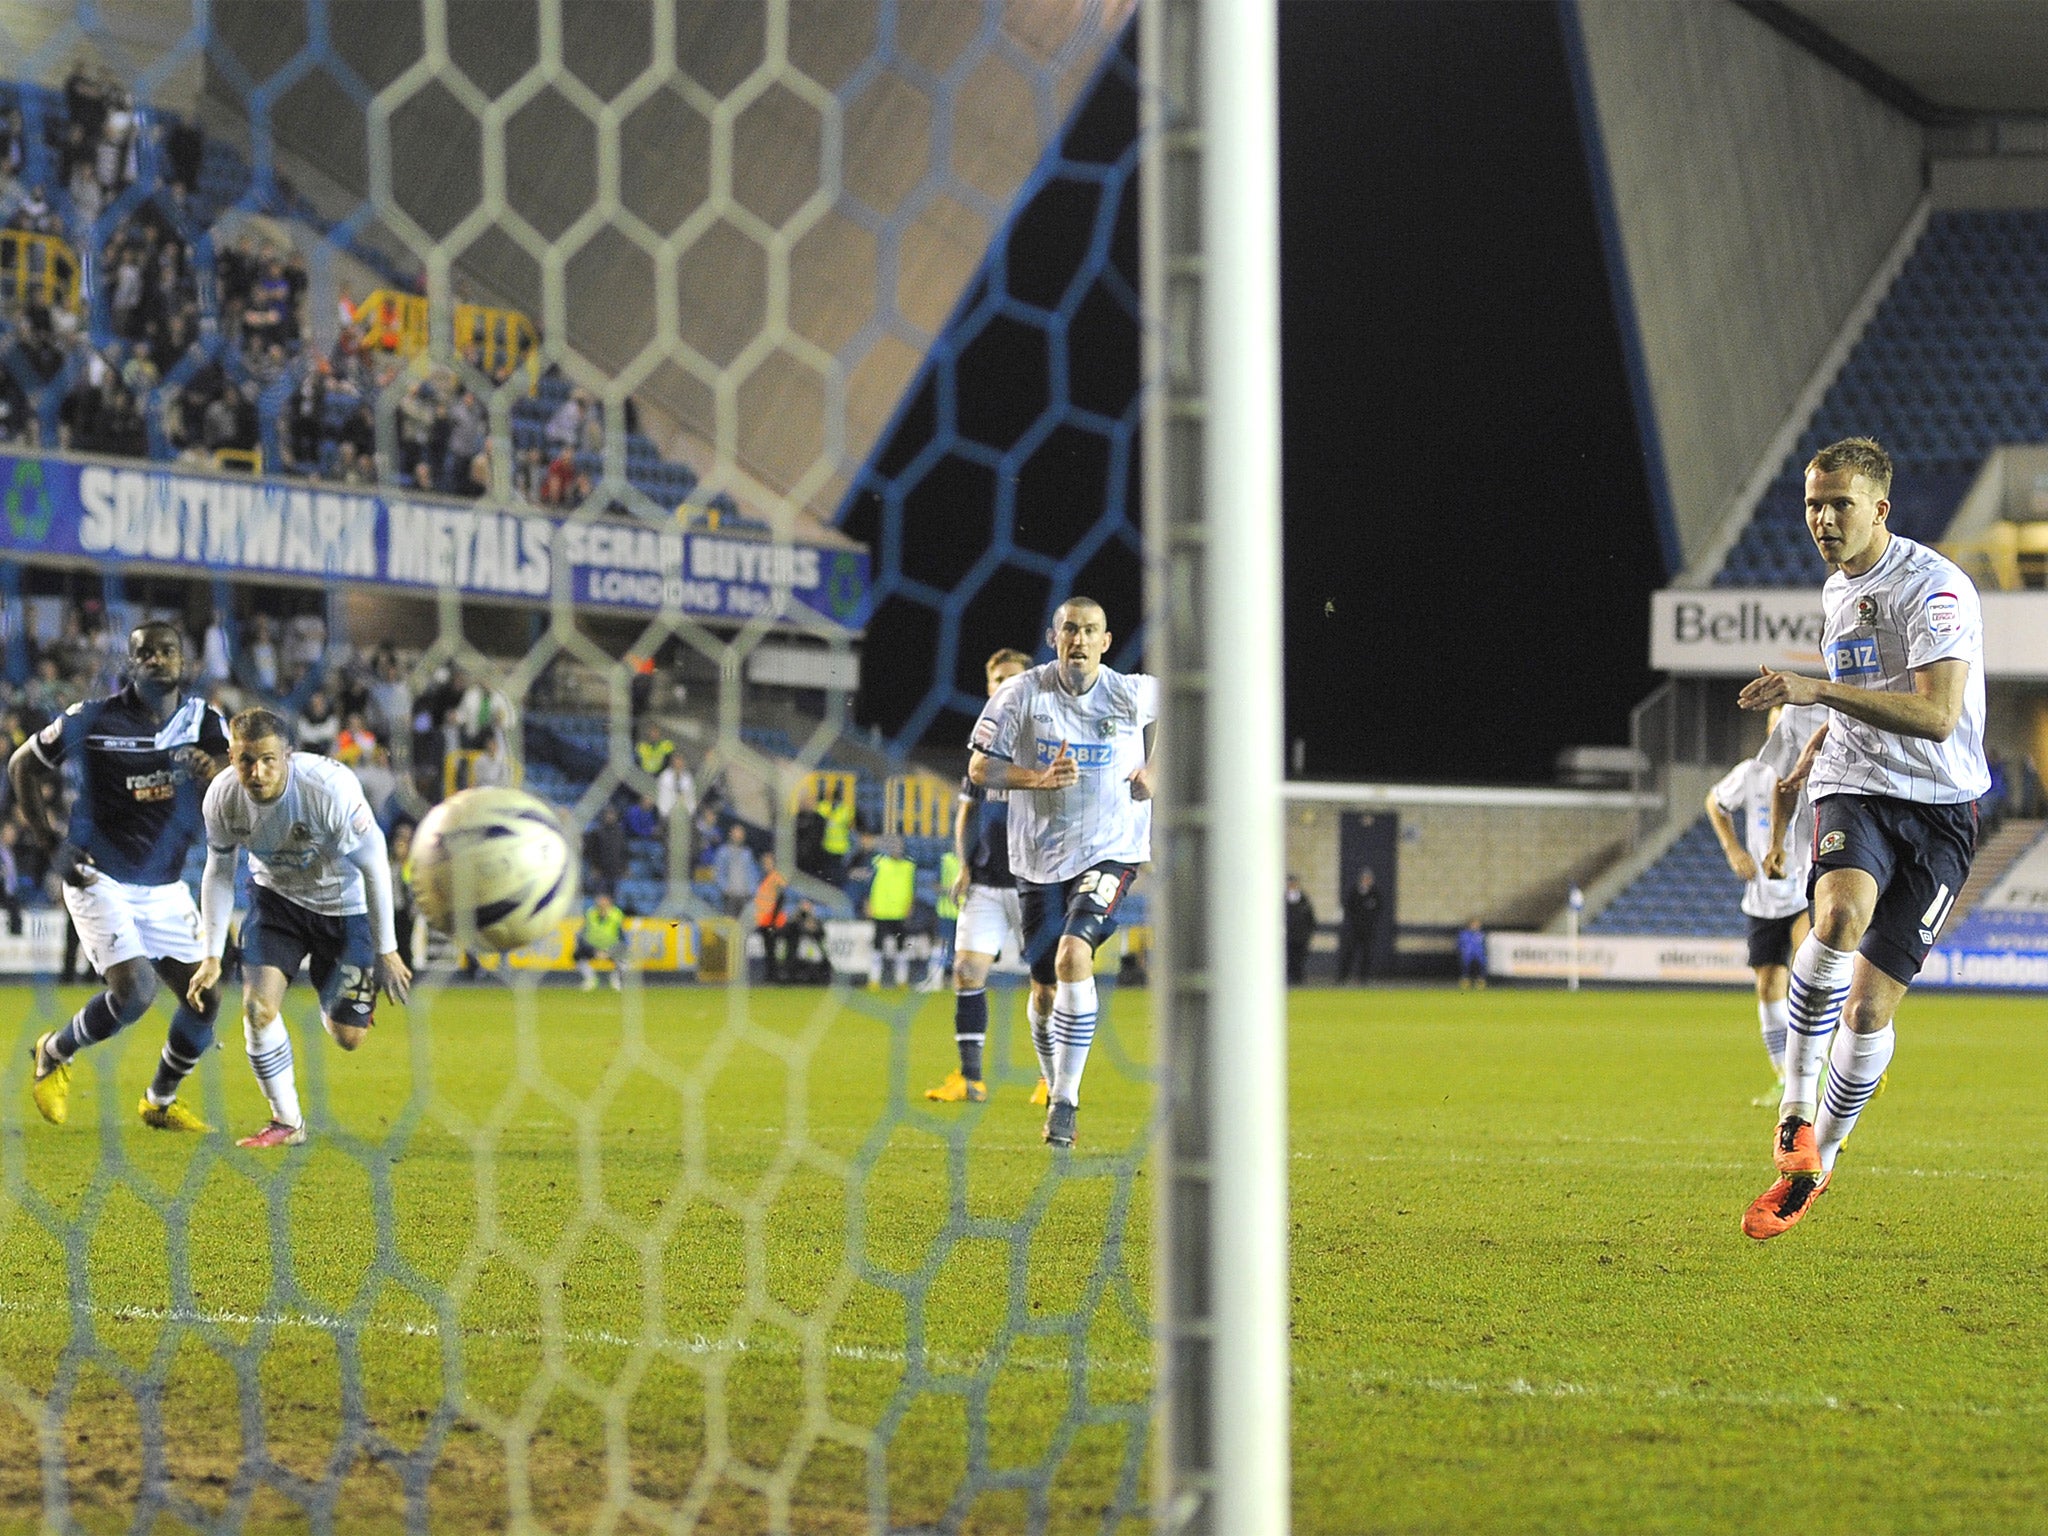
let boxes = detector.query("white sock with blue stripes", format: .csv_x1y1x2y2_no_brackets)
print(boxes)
1815,1024,1893,1173
1781,936,1852,1123
1028,994,1056,1087
1050,976,1098,1108
1758,997,1789,1078
246,1013,302,1130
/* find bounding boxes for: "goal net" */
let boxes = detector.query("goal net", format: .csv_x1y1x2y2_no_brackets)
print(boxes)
0,0,1239,1530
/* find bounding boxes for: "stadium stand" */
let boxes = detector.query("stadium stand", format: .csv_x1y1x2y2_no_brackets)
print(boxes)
1584,816,1747,938
1716,210,2048,586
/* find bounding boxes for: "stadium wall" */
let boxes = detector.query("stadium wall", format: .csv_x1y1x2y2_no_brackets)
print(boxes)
1287,790,1639,932
1566,0,1924,570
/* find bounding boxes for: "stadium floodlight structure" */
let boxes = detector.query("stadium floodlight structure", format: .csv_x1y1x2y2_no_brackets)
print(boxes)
1144,0,1291,1532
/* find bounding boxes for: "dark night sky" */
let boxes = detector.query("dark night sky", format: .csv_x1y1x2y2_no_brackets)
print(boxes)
1277,0,1664,782
852,1,1665,785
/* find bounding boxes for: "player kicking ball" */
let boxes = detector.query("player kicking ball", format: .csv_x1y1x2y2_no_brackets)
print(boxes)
927,647,1034,1105
967,599,1155,1148
1736,437,1987,1240
14,622,230,1131
186,708,411,1148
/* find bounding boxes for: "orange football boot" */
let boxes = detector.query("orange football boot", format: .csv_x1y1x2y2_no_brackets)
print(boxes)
1742,1171,1830,1241
1773,1116,1821,1175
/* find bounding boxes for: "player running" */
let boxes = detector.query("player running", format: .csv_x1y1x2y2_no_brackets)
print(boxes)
1736,437,1988,1240
1705,702,1826,1101
15,622,230,1131
967,599,1155,1148
926,646,1034,1105
186,708,412,1148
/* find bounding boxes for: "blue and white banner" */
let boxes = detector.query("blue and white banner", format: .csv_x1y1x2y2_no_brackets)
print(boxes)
0,450,869,631
1941,829,2048,954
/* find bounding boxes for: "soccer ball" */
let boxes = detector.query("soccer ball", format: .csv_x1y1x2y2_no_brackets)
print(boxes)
410,787,580,950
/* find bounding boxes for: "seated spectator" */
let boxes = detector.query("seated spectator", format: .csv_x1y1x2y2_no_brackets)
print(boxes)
635,720,675,777
712,823,761,920
541,446,576,508
784,899,830,984
574,891,628,991
622,793,661,841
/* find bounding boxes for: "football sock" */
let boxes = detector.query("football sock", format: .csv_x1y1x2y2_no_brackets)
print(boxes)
1758,996,1789,1078
245,1012,302,1129
1815,1023,1894,1173
148,1001,217,1107
1050,976,1098,1108
1028,994,1056,1087
50,990,135,1061
1781,936,1852,1123
954,987,987,1081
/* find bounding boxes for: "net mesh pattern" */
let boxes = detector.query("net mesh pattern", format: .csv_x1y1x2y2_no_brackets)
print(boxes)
0,2,1154,1531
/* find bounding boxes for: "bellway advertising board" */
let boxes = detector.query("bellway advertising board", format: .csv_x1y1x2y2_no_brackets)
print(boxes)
1650,588,2048,677
0,450,869,632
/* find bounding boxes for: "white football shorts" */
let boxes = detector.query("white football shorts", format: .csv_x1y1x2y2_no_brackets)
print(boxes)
954,883,1025,961
62,875,207,973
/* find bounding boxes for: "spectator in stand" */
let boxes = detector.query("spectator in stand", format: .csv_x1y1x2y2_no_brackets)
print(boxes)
1285,874,1316,986
366,649,413,745
334,711,378,766
656,749,696,828
444,386,485,494
712,823,761,921
821,782,857,887
353,743,399,831
635,719,675,778
200,613,232,687
583,803,628,900
754,852,789,983
574,891,628,991
785,899,829,984
469,732,513,789
296,687,339,756
512,447,545,503
540,445,577,508
398,378,438,482
243,613,279,696
623,793,661,841
389,820,417,965
545,387,586,455
454,672,512,752
793,784,829,882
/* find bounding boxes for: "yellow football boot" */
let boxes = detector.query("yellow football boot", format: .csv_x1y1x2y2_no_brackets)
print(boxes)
29,1033,70,1126
924,1071,987,1103
138,1096,211,1133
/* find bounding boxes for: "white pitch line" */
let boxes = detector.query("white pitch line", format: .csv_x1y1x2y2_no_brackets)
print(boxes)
0,1299,1153,1380
1328,1369,2047,1419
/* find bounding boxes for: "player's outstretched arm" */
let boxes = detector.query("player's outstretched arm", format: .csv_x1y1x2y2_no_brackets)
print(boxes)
1738,661,1969,741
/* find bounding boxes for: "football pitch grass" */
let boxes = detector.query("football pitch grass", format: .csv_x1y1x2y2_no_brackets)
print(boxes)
4,981,2048,1533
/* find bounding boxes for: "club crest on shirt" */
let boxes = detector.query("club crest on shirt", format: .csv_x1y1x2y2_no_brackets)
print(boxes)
1098,718,1118,738
1819,830,1847,856
1855,596,1878,626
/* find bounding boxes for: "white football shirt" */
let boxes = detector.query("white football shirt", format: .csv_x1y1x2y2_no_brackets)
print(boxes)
970,661,1157,884
203,751,376,915
1712,757,1813,921
1808,534,1989,805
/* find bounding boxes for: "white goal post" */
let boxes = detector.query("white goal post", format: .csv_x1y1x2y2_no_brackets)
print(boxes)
1144,0,1291,1531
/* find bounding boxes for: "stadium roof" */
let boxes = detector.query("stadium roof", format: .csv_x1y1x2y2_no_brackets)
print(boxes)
1748,1,2048,117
